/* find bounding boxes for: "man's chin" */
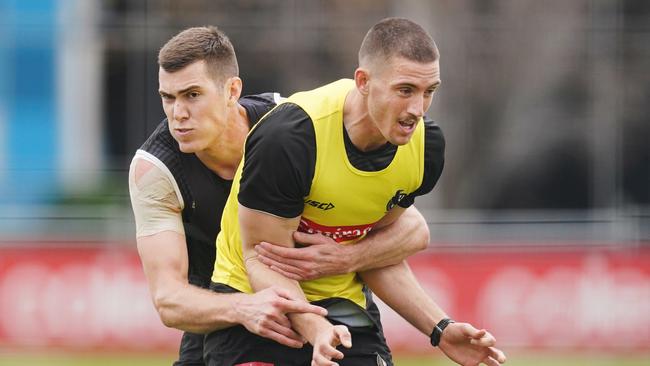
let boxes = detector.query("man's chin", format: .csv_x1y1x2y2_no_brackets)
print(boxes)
390,134,414,146
177,142,200,154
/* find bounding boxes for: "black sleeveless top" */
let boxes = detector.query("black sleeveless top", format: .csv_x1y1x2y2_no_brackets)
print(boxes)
138,93,278,288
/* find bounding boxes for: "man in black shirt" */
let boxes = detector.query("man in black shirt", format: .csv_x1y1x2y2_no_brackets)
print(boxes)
129,26,432,365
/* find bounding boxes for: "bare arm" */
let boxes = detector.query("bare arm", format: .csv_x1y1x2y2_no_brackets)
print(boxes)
137,231,244,333
255,205,429,280
361,261,506,365
239,205,352,364
129,158,325,346
359,207,506,365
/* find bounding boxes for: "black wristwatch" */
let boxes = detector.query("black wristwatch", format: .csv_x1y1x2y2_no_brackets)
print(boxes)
430,318,455,347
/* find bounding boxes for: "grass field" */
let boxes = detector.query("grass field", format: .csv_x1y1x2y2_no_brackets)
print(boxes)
0,351,648,366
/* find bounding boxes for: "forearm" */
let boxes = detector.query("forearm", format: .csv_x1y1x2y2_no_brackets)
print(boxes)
240,205,333,344
360,260,446,336
245,254,304,301
347,206,429,272
152,279,246,334
245,254,331,343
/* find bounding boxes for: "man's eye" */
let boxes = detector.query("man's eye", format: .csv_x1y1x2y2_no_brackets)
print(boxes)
398,88,412,96
424,89,436,97
188,92,200,98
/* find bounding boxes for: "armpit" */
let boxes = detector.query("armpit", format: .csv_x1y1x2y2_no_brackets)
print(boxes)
128,158,184,237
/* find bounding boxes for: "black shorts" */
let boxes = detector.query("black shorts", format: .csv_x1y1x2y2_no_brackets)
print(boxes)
174,331,206,366
174,278,211,366
203,283,393,366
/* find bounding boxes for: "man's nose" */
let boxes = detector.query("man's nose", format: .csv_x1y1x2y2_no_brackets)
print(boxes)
407,95,424,119
173,100,189,121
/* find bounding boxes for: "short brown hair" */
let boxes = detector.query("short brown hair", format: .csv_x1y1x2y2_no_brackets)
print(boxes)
158,26,239,82
358,17,439,66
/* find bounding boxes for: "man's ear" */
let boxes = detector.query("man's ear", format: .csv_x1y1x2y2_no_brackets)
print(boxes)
354,68,370,96
226,76,243,106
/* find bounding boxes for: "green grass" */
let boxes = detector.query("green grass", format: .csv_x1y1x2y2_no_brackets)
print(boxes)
0,352,176,366
396,353,650,366
0,351,648,366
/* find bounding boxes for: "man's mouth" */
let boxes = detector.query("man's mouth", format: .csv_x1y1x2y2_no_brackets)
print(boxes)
398,119,416,132
175,128,193,136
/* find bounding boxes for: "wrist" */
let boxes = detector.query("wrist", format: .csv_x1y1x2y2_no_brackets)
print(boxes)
430,317,455,347
229,292,247,326
289,312,331,344
342,243,362,272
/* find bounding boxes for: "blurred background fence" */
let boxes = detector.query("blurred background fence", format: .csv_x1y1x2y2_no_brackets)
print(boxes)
0,0,648,362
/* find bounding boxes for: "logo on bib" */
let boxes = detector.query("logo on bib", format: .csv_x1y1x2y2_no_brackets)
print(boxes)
386,189,408,211
298,217,374,243
305,199,335,211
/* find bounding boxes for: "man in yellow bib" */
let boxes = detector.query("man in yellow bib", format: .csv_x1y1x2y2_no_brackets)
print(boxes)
205,18,506,366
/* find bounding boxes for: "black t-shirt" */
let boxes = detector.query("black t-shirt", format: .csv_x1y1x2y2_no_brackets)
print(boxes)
138,93,278,287
239,103,445,218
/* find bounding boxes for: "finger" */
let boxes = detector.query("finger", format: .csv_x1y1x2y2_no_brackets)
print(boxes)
257,254,305,280
313,359,338,366
469,331,496,347
269,286,300,300
257,248,314,279
334,325,352,348
264,317,302,340
256,244,306,268
272,264,309,281
313,350,339,366
258,326,304,349
459,323,482,338
482,356,500,366
293,231,329,246
268,287,327,315
258,241,312,260
277,297,328,316
489,347,507,363
321,344,345,361
267,312,292,329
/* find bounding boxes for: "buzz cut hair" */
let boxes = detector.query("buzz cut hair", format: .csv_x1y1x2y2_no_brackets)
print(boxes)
358,17,439,66
158,26,239,82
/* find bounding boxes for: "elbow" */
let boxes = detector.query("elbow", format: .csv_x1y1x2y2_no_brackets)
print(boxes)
158,309,179,329
153,294,180,328
414,219,430,253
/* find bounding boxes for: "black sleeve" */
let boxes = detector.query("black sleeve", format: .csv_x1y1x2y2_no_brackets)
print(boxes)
398,118,446,208
238,103,316,218
239,92,279,127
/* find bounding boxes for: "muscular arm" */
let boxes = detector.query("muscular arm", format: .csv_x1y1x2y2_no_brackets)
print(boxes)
359,209,506,365
255,205,429,280
239,205,351,362
347,205,429,270
129,158,324,346
129,158,240,333
137,230,243,333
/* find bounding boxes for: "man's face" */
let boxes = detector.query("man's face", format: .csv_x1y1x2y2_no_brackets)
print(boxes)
365,57,441,146
158,60,229,153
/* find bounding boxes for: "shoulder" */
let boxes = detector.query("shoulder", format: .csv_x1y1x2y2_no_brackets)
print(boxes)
422,117,445,153
240,92,282,107
239,93,283,126
239,103,316,217
128,157,184,237
129,151,184,208
247,102,314,146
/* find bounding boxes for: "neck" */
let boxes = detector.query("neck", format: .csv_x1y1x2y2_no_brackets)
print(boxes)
343,89,389,152
195,103,249,180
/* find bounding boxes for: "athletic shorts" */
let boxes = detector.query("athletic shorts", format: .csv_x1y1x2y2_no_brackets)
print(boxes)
174,277,211,366
203,283,393,366
174,331,206,366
